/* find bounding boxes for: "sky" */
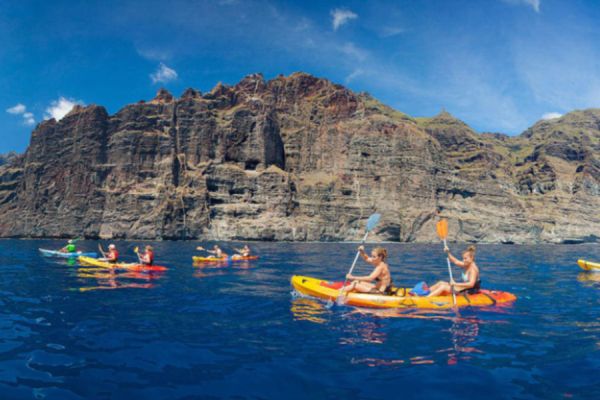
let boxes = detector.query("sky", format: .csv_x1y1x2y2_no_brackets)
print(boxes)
2,0,600,153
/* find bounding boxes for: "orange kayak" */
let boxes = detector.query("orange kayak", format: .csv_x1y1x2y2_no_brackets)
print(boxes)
78,256,168,272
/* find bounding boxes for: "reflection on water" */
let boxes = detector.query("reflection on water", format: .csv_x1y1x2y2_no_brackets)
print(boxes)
290,298,329,324
73,265,163,292
578,272,600,285
193,261,256,279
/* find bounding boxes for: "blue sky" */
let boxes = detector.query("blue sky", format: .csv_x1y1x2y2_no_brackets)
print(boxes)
2,0,600,153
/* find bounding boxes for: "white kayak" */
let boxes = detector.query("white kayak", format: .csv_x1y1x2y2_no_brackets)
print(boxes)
39,248,98,258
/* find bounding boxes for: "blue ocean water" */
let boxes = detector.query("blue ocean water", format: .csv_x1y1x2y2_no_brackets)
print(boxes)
0,240,599,399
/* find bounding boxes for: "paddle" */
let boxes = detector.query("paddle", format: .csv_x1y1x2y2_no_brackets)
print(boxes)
337,213,381,304
436,218,457,306
98,243,107,258
134,246,142,263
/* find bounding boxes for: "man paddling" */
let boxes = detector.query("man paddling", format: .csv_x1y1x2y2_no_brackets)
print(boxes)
234,245,251,257
60,239,77,254
197,245,227,259
100,244,119,263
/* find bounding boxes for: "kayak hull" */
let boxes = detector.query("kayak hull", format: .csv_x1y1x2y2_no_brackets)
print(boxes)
291,275,517,310
193,255,258,263
578,259,600,271
39,248,98,258
78,256,168,272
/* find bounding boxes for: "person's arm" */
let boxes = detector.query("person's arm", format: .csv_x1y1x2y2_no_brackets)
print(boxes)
445,247,465,268
348,265,383,282
358,246,375,263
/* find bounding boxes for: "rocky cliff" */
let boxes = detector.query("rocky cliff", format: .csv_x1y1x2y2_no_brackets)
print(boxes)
0,73,598,243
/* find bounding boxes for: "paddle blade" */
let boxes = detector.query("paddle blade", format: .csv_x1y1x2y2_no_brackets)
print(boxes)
436,219,449,240
134,246,139,253
366,213,381,232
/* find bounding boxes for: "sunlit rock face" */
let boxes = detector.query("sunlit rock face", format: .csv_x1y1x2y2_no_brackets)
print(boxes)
0,73,598,243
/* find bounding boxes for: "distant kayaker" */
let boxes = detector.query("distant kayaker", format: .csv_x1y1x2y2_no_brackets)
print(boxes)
60,239,77,253
138,245,154,266
341,246,393,295
427,245,480,297
197,245,227,259
101,244,119,263
235,245,251,257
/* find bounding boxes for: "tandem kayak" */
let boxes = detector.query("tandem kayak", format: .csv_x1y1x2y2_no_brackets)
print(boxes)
192,255,259,263
291,275,517,309
578,259,600,271
39,248,98,258
78,256,168,272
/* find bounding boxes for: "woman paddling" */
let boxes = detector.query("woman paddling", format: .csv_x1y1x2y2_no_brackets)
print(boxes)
341,246,393,295
138,245,154,266
427,245,480,297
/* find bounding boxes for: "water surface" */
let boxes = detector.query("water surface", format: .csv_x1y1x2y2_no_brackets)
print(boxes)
0,240,599,399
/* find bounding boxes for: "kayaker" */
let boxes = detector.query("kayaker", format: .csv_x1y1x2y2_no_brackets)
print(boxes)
100,244,119,263
60,239,77,253
235,245,251,257
341,246,393,295
138,245,154,266
427,245,480,297
197,245,227,259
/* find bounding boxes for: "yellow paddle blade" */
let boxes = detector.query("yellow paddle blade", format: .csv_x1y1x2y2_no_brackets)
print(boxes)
436,219,449,240
134,246,139,253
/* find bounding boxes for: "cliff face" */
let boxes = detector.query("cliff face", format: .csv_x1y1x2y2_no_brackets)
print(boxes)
0,72,598,243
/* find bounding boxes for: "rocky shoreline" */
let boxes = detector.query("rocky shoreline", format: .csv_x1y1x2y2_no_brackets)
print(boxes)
0,73,598,243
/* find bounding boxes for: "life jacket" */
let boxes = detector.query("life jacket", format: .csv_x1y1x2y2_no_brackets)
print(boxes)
109,249,119,262
66,244,76,253
145,250,154,265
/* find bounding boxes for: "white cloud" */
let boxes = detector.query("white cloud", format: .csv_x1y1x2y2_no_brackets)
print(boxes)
6,103,26,114
541,112,562,120
150,63,178,84
23,112,35,126
331,8,357,31
503,0,541,13
380,26,405,38
339,42,367,61
137,47,171,61
44,97,83,121
6,103,36,126
345,68,364,83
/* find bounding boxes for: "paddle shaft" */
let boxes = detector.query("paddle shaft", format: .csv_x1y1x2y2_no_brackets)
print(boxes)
443,239,457,306
341,230,370,290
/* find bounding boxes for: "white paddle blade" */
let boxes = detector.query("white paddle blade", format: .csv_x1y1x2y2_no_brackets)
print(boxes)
366,213,381,232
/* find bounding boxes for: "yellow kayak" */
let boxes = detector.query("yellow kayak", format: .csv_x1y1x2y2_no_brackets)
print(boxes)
78,256,168,272
192,255,258,263
578,259,600,271
291,275,517,310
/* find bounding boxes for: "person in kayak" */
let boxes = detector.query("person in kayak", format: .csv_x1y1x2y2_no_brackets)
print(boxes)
138,245,154,266
427,245,481,297
60,239,77,253
341,246,393,295
100,244,119,264
196,245,227,259
234,245,251,257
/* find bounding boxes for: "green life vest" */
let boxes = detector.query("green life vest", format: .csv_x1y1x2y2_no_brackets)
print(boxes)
66,244,76,253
